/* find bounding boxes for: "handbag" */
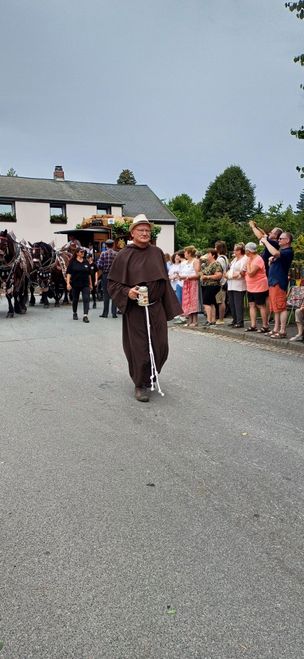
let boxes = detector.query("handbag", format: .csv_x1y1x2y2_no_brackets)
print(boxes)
287,286,304,309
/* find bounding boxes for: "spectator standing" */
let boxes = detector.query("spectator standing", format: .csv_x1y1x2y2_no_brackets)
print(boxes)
175,250,186,305
66,247,93,323
290,304,304,342
215,240,229,324
225,243,247,327
249,221,282,275
243,242,269,333
260,232,294,338
168,252,186,323
168,253,181,295
87,254,98,309
200,249,223,326
97,239,118,318
178,246,200,327
164,253,172,273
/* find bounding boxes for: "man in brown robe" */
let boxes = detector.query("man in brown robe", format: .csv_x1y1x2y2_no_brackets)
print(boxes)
107,214,182,402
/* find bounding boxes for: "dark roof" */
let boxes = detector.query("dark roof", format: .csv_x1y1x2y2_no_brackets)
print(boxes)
0,176,176,222
99,183,177,221
0,176,121,205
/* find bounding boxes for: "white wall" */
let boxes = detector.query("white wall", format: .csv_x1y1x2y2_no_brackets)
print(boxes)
14,201,69,246
155,223,175,255
111,206,122,217
5,201,102,248
66,204,97,227
1,202,176,252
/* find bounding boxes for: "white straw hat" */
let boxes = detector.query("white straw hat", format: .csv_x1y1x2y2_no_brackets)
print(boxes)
129,214,152,232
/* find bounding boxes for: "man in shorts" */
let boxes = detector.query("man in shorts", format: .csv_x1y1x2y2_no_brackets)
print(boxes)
260,232,293,338
249,221,282,274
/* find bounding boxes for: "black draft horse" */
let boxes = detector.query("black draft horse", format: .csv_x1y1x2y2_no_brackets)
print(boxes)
29,241,72,307
29,241,56,307
0,230,30,317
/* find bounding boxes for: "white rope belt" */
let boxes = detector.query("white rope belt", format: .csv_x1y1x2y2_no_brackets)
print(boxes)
144,305,164,397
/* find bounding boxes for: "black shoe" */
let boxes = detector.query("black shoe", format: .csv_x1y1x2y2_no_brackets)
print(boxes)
112,314,118,318
83,315,90,323
228,321,236,326
99,314,108,318
73,313,78,320
234,323,244,328
135,387,149,402
93,302,96,309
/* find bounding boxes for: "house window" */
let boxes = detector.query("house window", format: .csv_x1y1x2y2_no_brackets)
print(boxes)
50,203,67,224
0,200,16,221
96,205,110,215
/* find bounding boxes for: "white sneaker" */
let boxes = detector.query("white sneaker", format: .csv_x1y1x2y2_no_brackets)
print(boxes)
289,334,304,342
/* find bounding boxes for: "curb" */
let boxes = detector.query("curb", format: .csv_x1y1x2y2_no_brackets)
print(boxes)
171,323,304,355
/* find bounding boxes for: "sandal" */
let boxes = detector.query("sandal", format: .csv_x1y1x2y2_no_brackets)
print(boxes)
245,326,257,332
257,327,270,334
270,332,287,339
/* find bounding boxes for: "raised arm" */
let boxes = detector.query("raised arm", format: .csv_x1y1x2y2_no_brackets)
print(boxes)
260,235,280,258
248,220,266,241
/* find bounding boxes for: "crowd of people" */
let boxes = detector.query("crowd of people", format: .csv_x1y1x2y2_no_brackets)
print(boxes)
65,221,303,344
65,238,118,323
166,223,304,343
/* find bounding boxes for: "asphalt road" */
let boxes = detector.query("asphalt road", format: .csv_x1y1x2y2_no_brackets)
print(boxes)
1,301,304,659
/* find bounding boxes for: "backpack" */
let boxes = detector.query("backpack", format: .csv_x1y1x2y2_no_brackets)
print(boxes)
217,254,229,273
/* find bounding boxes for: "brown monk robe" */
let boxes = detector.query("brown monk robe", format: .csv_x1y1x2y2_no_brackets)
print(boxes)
107,242,182,400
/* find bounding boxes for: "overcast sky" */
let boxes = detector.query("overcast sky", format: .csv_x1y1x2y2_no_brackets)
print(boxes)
1,0,303,210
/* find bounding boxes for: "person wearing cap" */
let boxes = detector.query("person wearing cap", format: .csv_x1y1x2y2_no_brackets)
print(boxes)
97,238,118,318
260,231,294,338
66,246,93,323
107,214,182,402
242,242,269,332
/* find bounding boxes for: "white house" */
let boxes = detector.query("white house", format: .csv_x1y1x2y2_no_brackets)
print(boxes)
0,166,177,253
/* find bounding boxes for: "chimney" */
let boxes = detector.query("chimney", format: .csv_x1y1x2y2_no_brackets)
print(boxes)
53,165,65,180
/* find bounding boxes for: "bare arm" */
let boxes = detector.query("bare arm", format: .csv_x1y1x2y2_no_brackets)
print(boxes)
249,220,266,240
245,256,262,277
201,270,222,282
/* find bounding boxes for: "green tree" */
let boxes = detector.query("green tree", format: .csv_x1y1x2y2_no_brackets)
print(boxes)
296,189,304,211
286,2,304,176
201,165,256,223
6,167,17,176
167,194,206,250
117,169,136,185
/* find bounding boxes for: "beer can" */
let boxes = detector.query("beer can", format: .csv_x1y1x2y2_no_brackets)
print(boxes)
137,286,149,306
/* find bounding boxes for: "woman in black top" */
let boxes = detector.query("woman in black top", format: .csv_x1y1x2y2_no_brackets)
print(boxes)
66,247,93,323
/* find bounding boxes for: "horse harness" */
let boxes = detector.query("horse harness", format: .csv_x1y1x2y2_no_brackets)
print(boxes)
0,235,22,295
29,245,56,290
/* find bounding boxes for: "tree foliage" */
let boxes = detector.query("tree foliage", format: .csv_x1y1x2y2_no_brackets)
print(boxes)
286,2,304,176
167,194,206,250
296,189,304,210
6,167,17,176
201,165,255,223
285,2,304,18
117,169,136,185
168,190,304,255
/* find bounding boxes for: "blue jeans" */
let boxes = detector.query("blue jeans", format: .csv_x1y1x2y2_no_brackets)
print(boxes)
175,284,183,305
102,273,117,317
